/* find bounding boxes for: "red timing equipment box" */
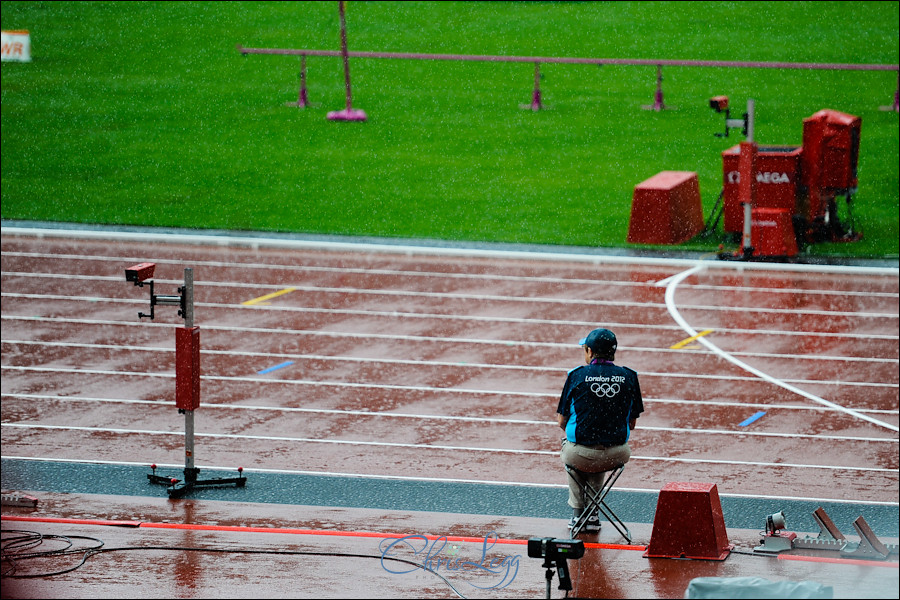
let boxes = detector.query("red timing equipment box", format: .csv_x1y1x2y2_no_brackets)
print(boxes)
721,145,803,234
800,109,861,225
802,109,860,192
751,207,799,258
627,171,704,245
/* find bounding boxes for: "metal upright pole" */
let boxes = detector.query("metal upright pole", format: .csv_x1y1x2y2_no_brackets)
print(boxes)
141,264,245,496
739,99,756,258
642,65,672,111
300,54,309,107
652,65,664,110
339,0,352,112
327,0,366,121
746,98,755,142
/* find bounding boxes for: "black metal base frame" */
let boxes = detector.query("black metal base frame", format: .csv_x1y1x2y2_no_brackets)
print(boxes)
148,466,246,498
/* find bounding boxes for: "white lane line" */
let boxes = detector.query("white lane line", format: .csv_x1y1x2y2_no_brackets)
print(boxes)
3,318,898,376
4,249,898,299
4,273,899,318
3,392,896,416
4,303,899,344
3,228,898,277
3,424,897,474
4,364,897,393
3,339,898,371
2,301,677,329
662,266,899,432
4,393,895,442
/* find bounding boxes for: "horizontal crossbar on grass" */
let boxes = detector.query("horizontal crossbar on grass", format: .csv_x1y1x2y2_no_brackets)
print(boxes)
237,45,900,113
236,46,899,71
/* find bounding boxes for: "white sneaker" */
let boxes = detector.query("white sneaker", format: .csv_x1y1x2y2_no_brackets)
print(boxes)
567,514,601,533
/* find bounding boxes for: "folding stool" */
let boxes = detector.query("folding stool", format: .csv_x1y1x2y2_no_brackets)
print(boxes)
565,463,631,542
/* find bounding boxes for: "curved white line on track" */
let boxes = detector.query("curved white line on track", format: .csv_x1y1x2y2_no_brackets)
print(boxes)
663,266,899,432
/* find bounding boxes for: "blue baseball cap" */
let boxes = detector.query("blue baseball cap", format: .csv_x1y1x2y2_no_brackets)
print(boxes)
579,328,617,355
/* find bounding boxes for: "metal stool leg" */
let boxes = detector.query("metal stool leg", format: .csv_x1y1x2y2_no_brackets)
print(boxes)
565,465,592,537
565,464,631,543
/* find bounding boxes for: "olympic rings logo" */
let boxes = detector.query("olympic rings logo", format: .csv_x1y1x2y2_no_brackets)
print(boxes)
591,382,620,397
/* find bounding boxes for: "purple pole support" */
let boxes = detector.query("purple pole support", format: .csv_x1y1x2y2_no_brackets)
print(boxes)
299,55,310,107
519,62,543,111
642,65,669,111
328,1,366,122
287,55,311,108
881,71,899,111
530,62,542,110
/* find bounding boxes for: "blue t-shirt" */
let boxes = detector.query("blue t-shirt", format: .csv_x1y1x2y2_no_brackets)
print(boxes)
557,360,644,446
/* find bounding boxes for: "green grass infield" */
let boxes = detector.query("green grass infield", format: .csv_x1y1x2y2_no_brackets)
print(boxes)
2,1,897,259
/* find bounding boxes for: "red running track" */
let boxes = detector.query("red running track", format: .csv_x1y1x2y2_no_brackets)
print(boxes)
2,230,898,507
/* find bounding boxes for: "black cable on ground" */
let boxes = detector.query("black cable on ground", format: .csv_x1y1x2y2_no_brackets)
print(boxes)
1,528,468,598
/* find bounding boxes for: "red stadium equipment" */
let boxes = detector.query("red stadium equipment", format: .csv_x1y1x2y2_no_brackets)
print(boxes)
717,108,863,257
721,145,803,235
644,482,734,561
799,109,861,242
802,109,860,192
709,95,729,112
751,208,799,258
176,326,201,411
125,262,156,284
627,171,705,245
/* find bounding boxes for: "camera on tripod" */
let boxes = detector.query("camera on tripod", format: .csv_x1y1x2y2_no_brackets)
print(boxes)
528,537,585,594
527,537,585,560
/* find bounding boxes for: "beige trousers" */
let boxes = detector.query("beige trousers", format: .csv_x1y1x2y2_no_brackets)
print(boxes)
561,439,631,511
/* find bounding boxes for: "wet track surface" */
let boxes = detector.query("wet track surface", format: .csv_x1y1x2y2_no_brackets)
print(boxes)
2,224,898,598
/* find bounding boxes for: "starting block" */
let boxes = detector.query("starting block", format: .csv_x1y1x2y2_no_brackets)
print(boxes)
754,510,797,554
779,507,899,559
793,507,846,552
840,516,897,560
754,531,797,554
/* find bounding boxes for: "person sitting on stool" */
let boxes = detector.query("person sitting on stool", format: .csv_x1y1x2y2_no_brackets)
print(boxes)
557,328,644,532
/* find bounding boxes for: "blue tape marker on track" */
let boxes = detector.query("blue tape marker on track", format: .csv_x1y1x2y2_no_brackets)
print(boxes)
258,361,294,375
739,411,767,427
